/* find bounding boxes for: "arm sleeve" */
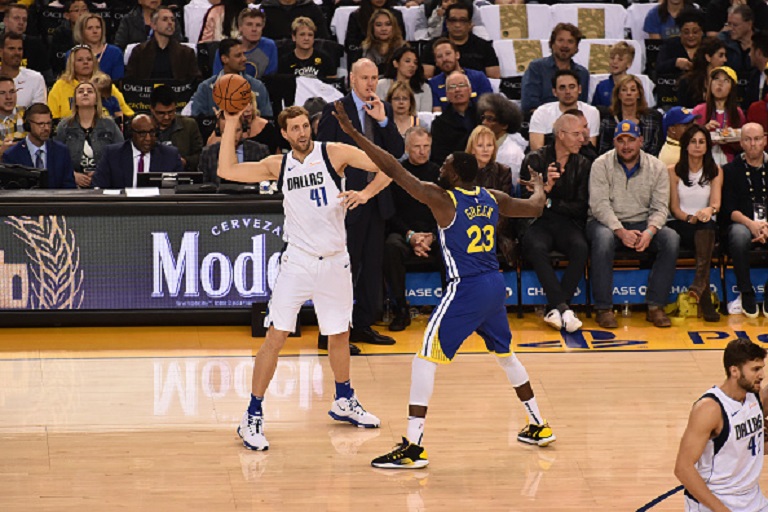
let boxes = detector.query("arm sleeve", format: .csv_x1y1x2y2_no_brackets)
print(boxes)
264,40,278,76
112,86,135,117
520,61,542,113
589,156,623,231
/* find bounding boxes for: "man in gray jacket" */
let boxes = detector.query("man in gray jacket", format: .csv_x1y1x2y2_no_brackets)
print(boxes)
587,120,680,329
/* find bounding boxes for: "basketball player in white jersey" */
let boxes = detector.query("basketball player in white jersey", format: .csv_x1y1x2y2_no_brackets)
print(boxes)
675,338,768,512
217,105,393,451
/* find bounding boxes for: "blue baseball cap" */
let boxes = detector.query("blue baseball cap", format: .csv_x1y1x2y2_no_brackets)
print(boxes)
662,107,700,136
613,120,641,139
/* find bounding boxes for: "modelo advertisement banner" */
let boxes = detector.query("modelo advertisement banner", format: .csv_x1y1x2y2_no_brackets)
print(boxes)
0,214,285,310
724,268,768,302
610,269,723,304
405,271,518,306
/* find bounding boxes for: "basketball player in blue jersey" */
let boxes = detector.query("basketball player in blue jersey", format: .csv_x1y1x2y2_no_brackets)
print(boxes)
675,338,768,512
217,105,393,451
330,101,556,469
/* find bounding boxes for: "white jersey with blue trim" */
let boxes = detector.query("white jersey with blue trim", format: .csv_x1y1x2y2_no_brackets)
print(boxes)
692,386,764,505
279,142,346,257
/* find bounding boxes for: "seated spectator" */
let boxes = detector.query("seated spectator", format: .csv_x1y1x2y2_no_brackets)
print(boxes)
426,0,455,39
207,94,283,153
126,8,200,81
386,81,419,138
212,8,277,79
592,42,634,108
717,4,754,81
421,3,499,79
384,126,441,331
276,17,336,78
0,76,24,148
655,8,705,77
199,111,270,183
3,4,52,84
199,0,247,42
659,106,699,166
92,114,184,189
644,0,693,39
0,32,45,109
522,24,588,115
704,0,768,36
115,0,181,50
303,96,326,136
377,46,432,113
50,0,90,76
721,122,768,317
48,46,134,120
520,113,590,333
465,124,517,263
345,0,405,55
587,120,679,329
190,38,273,118
692,66,745,164
260,0,330,42
598,75,663,156
150,85,203,171
358,9,405,74
427,38,491,112
91,72,123,123
2,103,76,189
477,92,525,191
528,69,599,152
666,124,722,321
567,108,599,162
54,81,123,188
429,71,478,165
744,32,768,112
677,37,727,108
68,14,123,82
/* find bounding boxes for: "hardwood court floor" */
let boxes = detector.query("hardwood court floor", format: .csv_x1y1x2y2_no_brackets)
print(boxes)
2,313,768,511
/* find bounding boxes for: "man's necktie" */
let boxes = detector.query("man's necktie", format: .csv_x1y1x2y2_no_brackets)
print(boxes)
138,154,145,173
34,148,44,169
363,111,376,182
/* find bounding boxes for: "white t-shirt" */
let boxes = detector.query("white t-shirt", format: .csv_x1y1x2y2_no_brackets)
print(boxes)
14,67,46,108
528,101,600,138
496,134,525,190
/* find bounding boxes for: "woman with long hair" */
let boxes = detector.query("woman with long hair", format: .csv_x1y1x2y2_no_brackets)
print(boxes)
598,74,663,155
377,46,432,112
386,81,419,137
48,45,134,120
72,13,124,81
677,37,727,108
345,0,405,52
667,124,722,321
55,81,123,188
199,0,248,42
361,9,405,73
692,66,745,164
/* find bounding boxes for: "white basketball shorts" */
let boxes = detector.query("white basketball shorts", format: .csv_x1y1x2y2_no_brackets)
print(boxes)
264,244,353,336
685,487,768,512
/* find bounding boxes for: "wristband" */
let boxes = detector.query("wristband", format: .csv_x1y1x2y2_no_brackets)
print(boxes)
406,231,414,243
686,214,693,223
645,228,655,237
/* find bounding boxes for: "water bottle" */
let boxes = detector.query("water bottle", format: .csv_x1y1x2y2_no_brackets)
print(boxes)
622,301,631,318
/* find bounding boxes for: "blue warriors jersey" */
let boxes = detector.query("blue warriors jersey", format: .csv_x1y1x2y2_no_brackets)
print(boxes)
440,187,500,280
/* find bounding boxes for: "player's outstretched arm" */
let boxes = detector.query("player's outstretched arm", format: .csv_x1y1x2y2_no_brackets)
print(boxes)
488,171,546,219
217,110,282,183
331,100,454,226
674,399,730,512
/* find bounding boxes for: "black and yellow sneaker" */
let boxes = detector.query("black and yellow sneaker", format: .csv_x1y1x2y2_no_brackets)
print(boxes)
517,421,556,447
371,437,429,469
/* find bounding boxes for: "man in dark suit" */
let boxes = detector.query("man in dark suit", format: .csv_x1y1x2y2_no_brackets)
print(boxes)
317,58,404,346
2,103,76,189
92,114,184,189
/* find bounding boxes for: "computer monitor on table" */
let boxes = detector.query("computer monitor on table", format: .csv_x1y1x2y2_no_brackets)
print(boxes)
135,172,204,189
0,164,48,189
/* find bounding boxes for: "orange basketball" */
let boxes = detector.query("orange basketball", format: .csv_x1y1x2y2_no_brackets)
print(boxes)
212,74,252,114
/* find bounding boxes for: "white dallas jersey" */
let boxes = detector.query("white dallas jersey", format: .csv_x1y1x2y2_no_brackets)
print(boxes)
688,386,765,507
278,142,346,257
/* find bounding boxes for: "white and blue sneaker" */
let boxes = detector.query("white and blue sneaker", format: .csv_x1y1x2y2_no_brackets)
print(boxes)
543,309,562,330
329,395,380,428
561,309,582,333
238,412,270,451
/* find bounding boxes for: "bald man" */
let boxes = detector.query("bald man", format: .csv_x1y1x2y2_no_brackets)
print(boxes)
722,122,768,317
92,114,184,189
430,71,479,165
316,58,404,348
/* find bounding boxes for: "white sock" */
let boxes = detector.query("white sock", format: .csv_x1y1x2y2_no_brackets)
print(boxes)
523,398,543,425
407,416,425,446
